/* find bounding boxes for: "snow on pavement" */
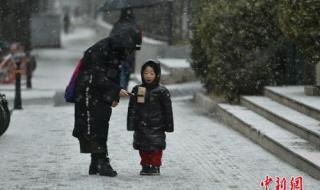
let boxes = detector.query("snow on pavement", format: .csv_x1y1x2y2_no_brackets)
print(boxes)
266,86,320,112
158,58,190,69
0,98,319,190
61,28,96,44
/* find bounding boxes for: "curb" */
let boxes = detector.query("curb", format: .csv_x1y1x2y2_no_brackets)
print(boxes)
193,93,220,115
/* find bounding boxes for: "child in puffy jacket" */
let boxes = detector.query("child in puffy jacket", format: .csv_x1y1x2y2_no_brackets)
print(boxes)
127,60,174,176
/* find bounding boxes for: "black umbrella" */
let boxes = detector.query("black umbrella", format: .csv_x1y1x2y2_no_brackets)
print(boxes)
101,0,170,11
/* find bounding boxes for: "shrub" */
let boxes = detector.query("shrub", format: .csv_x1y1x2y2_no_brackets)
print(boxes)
278,0,320,84
191,0,302,102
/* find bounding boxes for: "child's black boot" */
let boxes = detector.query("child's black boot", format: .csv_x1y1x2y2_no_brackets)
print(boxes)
140,165,150,176
149,166,160,176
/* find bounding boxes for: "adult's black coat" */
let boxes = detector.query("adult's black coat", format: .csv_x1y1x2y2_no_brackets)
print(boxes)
127,60,174,151
72,24,142,153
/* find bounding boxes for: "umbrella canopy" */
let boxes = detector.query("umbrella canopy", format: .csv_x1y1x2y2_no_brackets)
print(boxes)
101,0,170,11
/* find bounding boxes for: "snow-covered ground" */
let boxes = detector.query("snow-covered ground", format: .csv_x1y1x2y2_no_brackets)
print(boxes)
0,23,320,190
1,98,320,190
158,58,190,69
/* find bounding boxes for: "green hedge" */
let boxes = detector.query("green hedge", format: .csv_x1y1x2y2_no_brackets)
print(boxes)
278,0,320,84
191,0,305,102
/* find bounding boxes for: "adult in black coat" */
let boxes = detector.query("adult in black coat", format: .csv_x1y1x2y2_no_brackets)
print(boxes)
73,23,142,177
127,60,174,175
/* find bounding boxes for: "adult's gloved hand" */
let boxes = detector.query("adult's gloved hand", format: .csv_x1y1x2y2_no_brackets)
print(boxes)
119,89,129,97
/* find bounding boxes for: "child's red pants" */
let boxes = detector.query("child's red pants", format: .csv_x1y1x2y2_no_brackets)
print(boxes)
139,150,163,167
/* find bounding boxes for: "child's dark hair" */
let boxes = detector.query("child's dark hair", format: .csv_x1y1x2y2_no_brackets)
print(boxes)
141,60,161,76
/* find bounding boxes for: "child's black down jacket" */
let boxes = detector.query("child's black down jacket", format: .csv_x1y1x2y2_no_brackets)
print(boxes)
127,60,174,151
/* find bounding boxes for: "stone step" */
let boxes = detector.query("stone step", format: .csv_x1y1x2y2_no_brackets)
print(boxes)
165,81,204,97
158,58,196,84
217,103,320,180
241,96,320,147
158,58,190,71
265,86,320,121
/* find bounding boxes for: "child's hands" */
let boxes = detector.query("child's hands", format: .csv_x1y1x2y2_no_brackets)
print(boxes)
119,89,129,97
111,101,119,107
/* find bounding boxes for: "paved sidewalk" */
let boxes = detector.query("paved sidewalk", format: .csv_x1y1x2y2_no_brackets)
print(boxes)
0,98,320,190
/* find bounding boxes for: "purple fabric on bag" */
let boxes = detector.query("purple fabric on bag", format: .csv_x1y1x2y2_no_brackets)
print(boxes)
64,58,84,103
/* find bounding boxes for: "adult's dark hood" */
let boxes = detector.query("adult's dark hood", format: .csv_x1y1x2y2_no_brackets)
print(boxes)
109,21,142,51
141,60,161,87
